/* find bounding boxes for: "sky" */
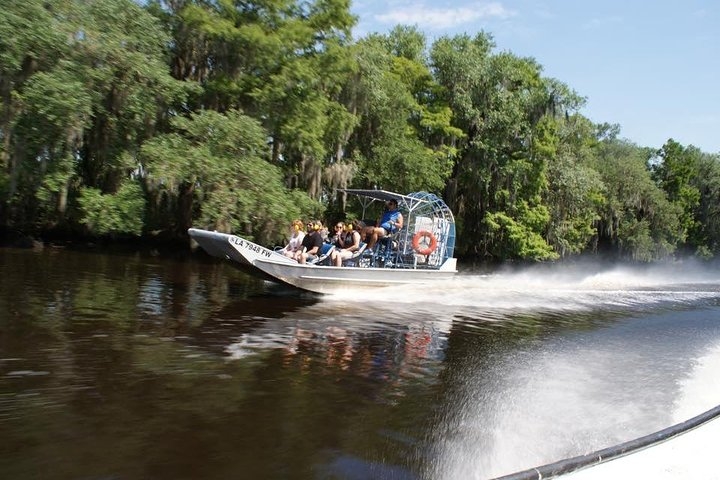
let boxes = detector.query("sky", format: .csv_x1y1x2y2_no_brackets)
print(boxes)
351,0,720,154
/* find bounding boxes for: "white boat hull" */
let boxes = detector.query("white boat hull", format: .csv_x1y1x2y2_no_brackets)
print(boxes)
188,228,457,294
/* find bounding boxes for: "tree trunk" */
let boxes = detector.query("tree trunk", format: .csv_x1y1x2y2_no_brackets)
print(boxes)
177,181,195,236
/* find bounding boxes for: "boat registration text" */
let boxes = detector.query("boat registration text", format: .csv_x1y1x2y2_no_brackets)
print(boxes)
230,236,272,258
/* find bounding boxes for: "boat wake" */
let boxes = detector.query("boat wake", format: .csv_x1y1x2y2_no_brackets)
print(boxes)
321,264,720,318
558,342,720,480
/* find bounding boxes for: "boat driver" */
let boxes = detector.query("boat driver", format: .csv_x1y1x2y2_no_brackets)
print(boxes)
366,198,403,252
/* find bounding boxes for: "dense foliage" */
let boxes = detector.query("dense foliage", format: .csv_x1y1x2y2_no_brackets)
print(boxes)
2,0,719,261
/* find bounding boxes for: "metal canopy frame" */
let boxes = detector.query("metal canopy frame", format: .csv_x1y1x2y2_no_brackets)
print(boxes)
338,189,420,216
338,189,456,264
338,189,454,221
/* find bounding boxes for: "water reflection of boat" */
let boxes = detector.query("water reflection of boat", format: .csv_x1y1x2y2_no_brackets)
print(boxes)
207,297,454,390
188,190,457,294
226,306,448,359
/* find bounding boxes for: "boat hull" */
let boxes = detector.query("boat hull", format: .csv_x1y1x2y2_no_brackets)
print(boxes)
188,228,457,294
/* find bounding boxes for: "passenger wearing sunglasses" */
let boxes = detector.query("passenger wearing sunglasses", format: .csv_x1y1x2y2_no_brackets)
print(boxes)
331,221,362,267
295,220,324,264
329,222,345,246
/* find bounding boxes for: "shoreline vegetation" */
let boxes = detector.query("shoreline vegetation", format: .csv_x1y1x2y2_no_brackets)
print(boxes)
2,0,719,264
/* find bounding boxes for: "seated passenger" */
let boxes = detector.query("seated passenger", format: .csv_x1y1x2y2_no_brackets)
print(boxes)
280,219,305,258
331,221,362,267
295,220,324,264
366,198,403,252
329,222,345,246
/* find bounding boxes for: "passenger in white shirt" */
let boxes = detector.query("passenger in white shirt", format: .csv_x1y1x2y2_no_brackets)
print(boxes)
281,220,305,258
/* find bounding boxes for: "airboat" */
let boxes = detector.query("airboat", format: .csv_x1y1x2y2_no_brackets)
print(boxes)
188,189,457,294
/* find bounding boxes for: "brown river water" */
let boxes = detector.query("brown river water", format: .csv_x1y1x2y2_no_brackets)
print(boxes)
2,246,720,479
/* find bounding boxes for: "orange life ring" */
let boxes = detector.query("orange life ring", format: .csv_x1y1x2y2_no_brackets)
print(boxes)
412,230,438,255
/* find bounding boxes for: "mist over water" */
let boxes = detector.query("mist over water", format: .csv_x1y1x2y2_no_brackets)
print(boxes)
327,262,720,316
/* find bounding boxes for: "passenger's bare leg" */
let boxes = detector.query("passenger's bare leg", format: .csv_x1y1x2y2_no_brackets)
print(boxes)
361,227,373,250
367,227,387,251
367,231,378,250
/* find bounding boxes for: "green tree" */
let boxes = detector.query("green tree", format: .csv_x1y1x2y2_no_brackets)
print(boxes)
0,0,73,226
650,139,702,254
543,115,605,257
140,109,320,245
78,179,145,236
431,33,578,259
76,0,188,193
1,0,186,235
592,137,682,261
154,0,357,199
345,30,460,196
687,151,720,257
